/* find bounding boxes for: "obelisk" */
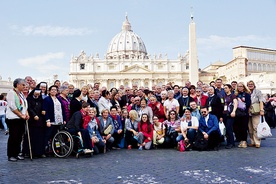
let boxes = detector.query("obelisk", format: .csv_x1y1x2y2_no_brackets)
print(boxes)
188,13,199,85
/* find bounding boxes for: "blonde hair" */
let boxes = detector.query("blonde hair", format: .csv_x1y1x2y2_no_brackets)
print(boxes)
89,107,96,113
235,82,250,96
247,80,256,88
129,110,138,120
101,108,109,115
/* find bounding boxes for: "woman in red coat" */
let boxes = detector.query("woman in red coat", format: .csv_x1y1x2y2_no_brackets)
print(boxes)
138,114,153,150
148,96,166,122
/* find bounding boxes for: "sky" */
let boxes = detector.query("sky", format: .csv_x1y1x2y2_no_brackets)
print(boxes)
0,0,275,84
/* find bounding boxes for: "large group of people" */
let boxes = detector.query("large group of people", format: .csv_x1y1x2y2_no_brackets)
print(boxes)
2,75,276,162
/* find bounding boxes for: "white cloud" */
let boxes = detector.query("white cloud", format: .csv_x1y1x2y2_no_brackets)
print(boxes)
11,25,94,37
18,52,65,66
197,35,272,50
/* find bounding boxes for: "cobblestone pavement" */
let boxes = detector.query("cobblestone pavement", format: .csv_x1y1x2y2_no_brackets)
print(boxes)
0,128,276,184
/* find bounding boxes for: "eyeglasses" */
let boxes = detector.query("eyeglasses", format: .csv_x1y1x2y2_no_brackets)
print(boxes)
201,111,207,113
153,118,158,120
170,113,176,115
135,100,140,102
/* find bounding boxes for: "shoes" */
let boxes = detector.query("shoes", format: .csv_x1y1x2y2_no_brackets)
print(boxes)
8,157,17,162
238,141,247,148
127,145,132,150
5,130,9,135
248,143,255,147
103,145,106,153
83,149,93,154
16,155,25,160
255,144,260,148
40,154,47,158
138,146,143,150
225,145,234,149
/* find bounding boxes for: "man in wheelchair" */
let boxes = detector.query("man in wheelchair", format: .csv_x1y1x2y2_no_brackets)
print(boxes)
66,102,93,154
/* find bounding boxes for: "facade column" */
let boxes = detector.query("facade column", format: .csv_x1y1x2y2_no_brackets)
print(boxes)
140,80,144,87
149,80,153,89
129,79,132,88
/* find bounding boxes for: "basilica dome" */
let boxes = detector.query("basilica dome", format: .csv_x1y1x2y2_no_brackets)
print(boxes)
106,15,148,60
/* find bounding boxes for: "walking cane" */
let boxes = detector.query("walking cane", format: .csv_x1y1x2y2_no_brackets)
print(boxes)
26,120,33,161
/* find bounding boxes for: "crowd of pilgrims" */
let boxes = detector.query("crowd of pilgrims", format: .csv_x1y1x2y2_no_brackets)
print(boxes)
4,76,276,161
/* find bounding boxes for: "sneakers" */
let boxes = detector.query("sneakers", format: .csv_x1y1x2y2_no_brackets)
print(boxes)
16,155,25,160
5,130,9,135
238,141,247,148
127,145,132,150
138,146,143,150
8,157,17,162
83,149,93,154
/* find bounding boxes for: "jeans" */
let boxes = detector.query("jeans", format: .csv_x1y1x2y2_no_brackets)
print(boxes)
176,129,197,144
225,116,235,146
0,114,8,131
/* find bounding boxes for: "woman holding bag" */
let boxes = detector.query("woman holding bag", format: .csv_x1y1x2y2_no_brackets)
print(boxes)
247,80,265,148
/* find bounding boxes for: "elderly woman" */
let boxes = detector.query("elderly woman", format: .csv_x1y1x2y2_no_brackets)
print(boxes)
137,98,153,124
148,96,166,122
160,90,168,105
206,86,223,122
98,109,114,151
247,80,265,148
125,110,142,149
43,85,66,153
163,90,180,119
57,85,71,123
81,85,89,102
23,88,45,157
98,90,112,116
36,82,48,99
6,78,29,161
84,108,105,154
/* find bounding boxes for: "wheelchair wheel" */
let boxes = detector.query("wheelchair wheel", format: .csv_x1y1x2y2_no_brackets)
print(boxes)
52,130,73,158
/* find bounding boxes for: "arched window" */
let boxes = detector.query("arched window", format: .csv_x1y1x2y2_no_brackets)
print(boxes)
257,63,262,71
263,64,266,71
247,62,252,71
253,63,257,71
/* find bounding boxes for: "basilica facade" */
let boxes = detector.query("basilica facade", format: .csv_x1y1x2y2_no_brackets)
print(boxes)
69,16,196,89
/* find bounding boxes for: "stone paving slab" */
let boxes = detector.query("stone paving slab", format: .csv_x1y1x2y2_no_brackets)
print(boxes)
0,129,276,183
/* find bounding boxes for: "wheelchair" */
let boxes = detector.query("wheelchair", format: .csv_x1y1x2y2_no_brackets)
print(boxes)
51,123,92,158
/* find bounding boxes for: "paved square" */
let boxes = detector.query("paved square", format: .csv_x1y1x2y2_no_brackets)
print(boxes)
1,129,276,183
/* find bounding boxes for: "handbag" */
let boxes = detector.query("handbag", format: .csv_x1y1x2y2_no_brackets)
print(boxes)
250,103,260,115
257,116,272,139
219,121,226,136
103,124,113,135
179,140,185,152
228,103,246,117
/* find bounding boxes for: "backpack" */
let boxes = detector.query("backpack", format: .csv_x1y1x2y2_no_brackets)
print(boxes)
193,133,208,151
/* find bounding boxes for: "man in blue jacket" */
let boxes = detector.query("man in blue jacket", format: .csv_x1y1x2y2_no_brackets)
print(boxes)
198,106,221,150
